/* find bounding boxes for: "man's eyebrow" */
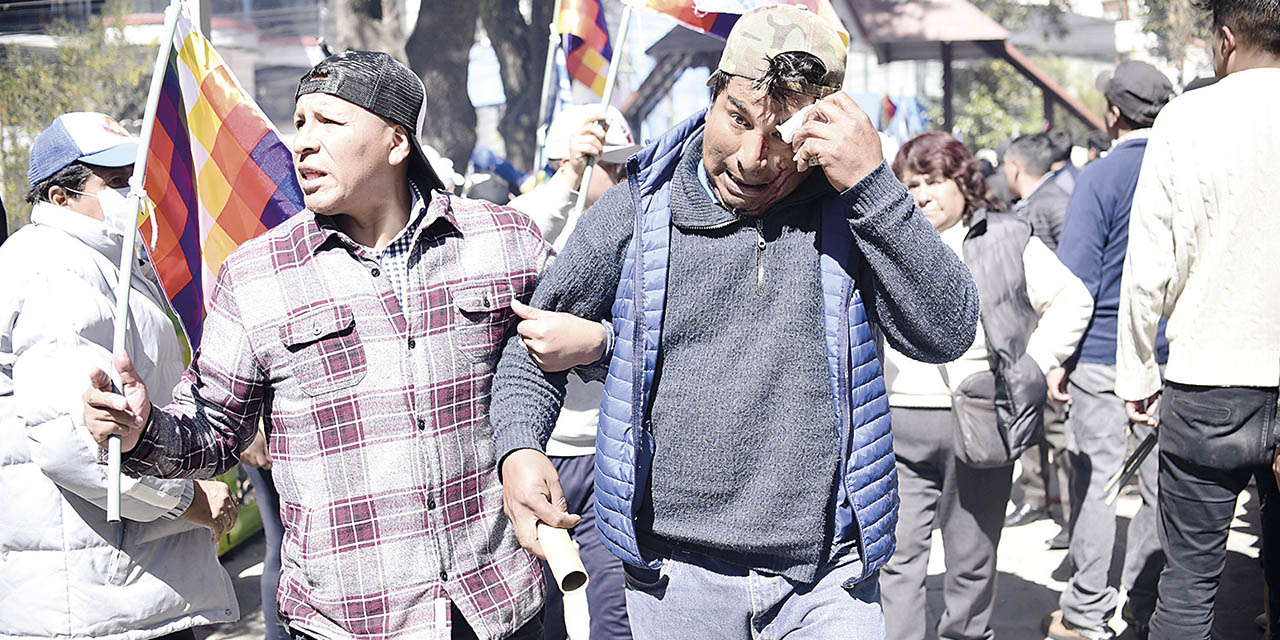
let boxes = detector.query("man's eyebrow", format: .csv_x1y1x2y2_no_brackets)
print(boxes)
727,96,753,120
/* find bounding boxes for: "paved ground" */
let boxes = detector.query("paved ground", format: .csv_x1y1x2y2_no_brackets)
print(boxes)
196,484,1267,640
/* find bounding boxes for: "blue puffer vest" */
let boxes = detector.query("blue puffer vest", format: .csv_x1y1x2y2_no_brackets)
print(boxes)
593,110,897,583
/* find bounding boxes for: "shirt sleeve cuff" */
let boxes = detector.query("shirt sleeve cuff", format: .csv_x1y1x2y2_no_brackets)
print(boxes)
160,481,196,520
107,405,158,468
494,437,547,481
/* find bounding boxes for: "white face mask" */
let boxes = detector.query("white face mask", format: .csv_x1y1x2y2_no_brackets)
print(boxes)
69,186,135,236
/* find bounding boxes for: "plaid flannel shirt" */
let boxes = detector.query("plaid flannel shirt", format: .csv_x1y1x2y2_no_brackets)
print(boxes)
122,191,549,640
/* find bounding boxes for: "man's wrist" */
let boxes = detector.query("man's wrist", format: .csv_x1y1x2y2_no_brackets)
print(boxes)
122,404,158,462
585,320,614,368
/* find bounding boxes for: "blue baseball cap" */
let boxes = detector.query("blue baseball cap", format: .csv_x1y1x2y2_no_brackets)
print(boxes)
27,112,139,188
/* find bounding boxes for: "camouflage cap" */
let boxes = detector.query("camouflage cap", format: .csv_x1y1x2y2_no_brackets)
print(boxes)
715,4,846,97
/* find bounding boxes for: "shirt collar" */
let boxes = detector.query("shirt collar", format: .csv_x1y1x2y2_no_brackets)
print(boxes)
696,160,718,203
1113,128,1152,148
369,184,431,255
1025,172,1056,200
300,184,460,256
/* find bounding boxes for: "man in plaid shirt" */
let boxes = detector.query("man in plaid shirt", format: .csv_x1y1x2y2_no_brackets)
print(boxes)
81,51,605,640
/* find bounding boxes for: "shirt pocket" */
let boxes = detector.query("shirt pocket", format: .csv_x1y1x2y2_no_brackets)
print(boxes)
450,280,514,364
278,304,367,396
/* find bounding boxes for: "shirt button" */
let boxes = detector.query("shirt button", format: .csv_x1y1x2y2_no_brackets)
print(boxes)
407,337,417,349
417,418,426,431
428,496,436,509
439,570,448,581
371,267,381,277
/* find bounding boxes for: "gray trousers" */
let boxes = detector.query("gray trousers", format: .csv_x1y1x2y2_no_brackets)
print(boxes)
1059,363,1163,635
1015,400,1070,517
881,407,1014,640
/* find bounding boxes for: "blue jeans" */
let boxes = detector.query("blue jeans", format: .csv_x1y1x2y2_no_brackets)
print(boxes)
623,543,885,640
1149,382,1280,640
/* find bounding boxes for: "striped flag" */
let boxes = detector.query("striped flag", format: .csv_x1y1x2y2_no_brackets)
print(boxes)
140,5,303,350
644,0,850,46
557,0,613,96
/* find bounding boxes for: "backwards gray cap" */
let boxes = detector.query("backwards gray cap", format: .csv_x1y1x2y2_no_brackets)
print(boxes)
297,50,445,194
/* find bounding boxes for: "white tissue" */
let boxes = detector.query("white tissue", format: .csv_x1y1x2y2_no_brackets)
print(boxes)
777,104,815,144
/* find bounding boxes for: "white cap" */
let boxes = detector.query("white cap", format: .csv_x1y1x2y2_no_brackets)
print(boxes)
544,104,640,164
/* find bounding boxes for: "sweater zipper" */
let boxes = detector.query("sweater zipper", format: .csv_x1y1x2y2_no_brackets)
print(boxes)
754,216,766,289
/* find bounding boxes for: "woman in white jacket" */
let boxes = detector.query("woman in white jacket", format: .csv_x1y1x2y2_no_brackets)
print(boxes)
0,113,238,639
878,132,1094,640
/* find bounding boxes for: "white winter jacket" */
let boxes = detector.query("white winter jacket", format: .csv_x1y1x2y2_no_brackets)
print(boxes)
0,203,238,639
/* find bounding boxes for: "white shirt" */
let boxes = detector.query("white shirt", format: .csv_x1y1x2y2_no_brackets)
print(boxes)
1116,67,1280,400
886,219,1094,407
509,171,581,256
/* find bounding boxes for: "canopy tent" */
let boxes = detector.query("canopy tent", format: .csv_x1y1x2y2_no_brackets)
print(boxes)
1010,11,1119,61
847,0,1106,131
624,0,1106,134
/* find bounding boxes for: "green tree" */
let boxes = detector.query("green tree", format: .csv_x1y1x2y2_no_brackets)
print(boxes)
0,1,151,231
946,60,1047,151
1142,0,1212,82
941,55,1105,152
933,0,1105,151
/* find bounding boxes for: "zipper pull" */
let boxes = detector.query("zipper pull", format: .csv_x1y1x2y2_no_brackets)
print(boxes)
755,217,766,289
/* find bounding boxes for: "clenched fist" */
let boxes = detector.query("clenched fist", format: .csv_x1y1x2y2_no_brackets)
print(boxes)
82,351,152,452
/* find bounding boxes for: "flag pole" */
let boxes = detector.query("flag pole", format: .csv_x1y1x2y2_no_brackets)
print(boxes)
571,2,633,216
533,0,565,174
107,0,183,523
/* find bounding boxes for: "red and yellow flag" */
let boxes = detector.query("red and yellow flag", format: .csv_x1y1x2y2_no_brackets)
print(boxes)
140,5,303,350
557,0,614,96
643,0,850,46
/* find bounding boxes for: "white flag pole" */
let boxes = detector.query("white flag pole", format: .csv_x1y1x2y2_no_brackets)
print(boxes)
571,2,634,216
107,0,183,523
533,0,565,174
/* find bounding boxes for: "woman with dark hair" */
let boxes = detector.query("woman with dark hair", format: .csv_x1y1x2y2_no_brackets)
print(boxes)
879,131,1094,640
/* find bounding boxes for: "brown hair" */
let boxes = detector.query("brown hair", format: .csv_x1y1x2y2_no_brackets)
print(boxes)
891,131,1007,224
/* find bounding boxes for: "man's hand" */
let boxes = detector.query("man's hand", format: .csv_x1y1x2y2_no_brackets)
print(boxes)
240,429,272,470
82,351,152,452
560,117,607,191
181,479,238,542
1047,367,1071,404
511,299,607,372
1125,391,1161,427
790,92,884,192
500,448,580,559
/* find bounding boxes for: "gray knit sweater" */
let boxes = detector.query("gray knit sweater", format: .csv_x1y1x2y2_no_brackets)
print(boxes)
492,132,978,581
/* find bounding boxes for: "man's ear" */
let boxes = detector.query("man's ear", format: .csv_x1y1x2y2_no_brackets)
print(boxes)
1106,104,1122,127
1218,24,1238,67
389,124,412,167
47,185,72,207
